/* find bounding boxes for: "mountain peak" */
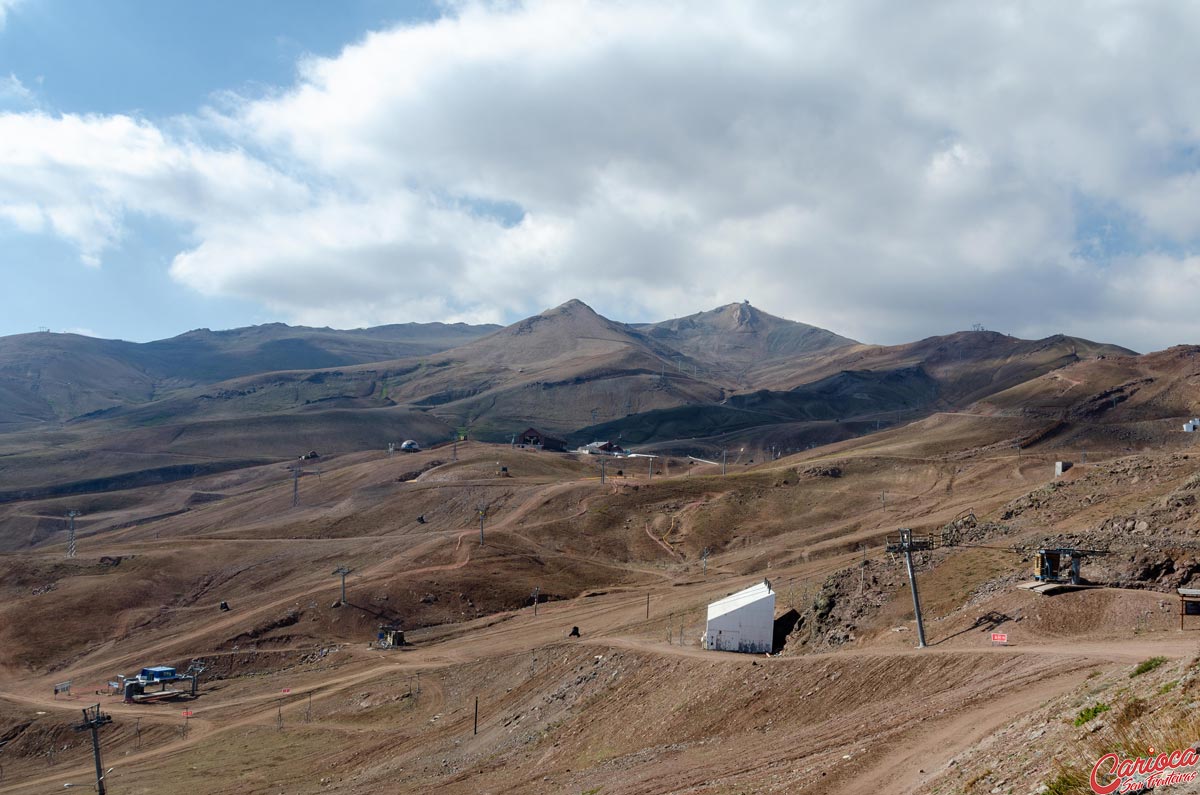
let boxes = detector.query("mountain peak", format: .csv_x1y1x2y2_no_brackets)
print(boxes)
543,298,597,317
711,301,762,329
638,303,856,372
453,298,650,368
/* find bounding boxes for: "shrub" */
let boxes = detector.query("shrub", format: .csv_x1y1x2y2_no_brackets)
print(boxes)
1130,656,1167,678
1074,703,1110,726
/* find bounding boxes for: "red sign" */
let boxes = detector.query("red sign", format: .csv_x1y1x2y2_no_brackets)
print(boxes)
181,710,193,717
991,633,1008,644
281,688,291,693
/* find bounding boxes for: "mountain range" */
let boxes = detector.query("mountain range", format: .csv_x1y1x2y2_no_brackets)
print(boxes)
0,299,1137,497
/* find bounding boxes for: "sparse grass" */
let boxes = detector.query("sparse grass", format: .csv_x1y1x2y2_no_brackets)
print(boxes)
1053,697,1200,793
1115,697,1147,726
1074,703,1110,726
1043,763,1089,795
964,769,991,789
1130,656,1167,678
1158,680,1178,695
581,788,602,795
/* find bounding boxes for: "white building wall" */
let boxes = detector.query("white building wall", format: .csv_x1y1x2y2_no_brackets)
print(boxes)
704,583,776,653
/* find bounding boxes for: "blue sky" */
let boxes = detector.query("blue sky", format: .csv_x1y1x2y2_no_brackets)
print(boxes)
0,0,437,339
0,1,438,116
3,1,1200,351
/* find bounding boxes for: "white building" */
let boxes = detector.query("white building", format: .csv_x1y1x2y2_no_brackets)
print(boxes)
703,580,775,653
1184,419,1200,432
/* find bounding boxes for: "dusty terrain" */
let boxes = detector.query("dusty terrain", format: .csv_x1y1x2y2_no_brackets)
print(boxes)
2,365,1200,794
3,325,1200,794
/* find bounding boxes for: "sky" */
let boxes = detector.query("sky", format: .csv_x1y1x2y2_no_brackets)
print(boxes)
2,1,1200,352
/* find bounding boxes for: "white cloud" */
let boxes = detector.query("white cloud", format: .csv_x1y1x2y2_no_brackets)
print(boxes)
0,74,33,107
0,111,308,266
0,0,21,30
8,1,1200,350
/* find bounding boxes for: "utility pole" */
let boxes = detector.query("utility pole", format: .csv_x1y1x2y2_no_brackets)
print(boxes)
531,586,540,616
477,505,487,546
701,547,711,575
452,436,458,461
332,566,352,605
721,450,726,476
886,529,933,648
648,456,653,481
66,510,78,558
600,458,606,483
73,704,112,795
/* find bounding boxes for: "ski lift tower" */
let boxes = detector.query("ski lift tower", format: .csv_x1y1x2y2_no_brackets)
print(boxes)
886,528,937,648
66,510,79,558
73,704,112,795
332,566,352,605
289,461,322,508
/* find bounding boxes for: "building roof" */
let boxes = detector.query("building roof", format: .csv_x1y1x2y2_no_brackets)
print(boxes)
1179,588,1200,598
707,580,774,620
520,427,565,443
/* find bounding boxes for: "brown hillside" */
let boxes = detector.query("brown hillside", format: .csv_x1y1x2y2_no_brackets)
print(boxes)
2,390,1200,793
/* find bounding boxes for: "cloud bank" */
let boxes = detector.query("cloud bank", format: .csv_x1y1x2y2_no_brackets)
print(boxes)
5,0,1200,350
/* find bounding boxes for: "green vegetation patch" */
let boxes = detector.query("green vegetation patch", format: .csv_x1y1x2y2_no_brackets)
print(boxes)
1074,702,1110,726
1130,656,1167,678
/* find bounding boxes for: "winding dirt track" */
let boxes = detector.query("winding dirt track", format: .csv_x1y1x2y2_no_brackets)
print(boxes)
3,584,1194,795
2,441,1194,794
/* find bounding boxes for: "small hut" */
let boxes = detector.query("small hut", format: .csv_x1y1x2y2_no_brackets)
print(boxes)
703,580,776,653
377,623,406,648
